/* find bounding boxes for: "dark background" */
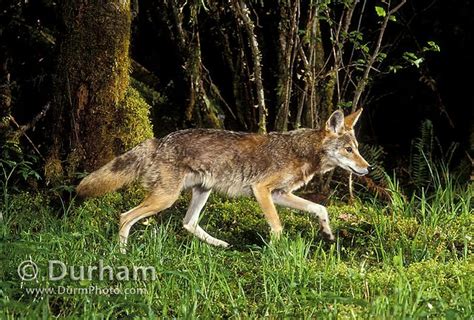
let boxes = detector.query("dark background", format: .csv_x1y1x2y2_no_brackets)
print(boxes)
1,0,472,174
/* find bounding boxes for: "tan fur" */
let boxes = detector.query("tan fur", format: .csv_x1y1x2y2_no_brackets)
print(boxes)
76,168,133,198
77,139,156,198
344,108,363,130
253,183,283,236
77,110,370,250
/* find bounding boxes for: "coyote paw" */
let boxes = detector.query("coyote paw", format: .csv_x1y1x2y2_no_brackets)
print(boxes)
119,238,128,254
270,227,283,239
321,231,335,242
212,239,230,248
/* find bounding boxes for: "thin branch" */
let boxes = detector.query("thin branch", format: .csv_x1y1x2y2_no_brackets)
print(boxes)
9,116,45,160
202,63,238,120
352,0,406,112
18,102,51,134
235,0,267,133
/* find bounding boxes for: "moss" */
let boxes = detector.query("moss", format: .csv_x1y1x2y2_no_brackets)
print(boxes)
129,78,173,137
130,78,165,108
44,158,63,183
323,70,336,115
112,86,153,152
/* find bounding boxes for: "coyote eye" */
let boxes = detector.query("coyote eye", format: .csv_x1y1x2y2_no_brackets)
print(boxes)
345,147,353,153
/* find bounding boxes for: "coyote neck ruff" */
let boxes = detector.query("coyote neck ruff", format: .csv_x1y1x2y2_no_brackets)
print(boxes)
77,109,370,251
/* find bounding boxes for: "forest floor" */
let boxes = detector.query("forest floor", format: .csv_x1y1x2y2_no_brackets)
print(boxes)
1,177,472,319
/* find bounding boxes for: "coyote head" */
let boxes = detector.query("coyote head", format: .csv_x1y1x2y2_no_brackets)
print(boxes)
323,109,370,176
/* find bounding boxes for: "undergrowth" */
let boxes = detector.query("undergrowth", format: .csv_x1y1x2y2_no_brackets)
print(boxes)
0,166,472,318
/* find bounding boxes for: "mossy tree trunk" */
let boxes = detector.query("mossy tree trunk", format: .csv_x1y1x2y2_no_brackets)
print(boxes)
45,0,152,181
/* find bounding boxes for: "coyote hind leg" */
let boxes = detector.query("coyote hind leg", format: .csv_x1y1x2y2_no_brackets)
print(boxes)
119,187,180,253
183,187,229,248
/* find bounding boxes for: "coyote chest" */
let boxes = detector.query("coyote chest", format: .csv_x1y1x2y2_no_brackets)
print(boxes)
282,164,316,192
257,162,316,193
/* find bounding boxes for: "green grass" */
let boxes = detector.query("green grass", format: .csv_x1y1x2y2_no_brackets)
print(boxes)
0,175,472,319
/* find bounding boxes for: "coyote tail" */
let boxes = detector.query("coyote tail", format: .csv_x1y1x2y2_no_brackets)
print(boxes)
76,141,152,198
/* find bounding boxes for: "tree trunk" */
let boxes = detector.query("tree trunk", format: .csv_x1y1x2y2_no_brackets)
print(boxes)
45,0,152,181
274,0,299,131
234,0,268,133
0,55,12,143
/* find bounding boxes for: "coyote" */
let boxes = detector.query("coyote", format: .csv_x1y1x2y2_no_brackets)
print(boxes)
77,109,369,251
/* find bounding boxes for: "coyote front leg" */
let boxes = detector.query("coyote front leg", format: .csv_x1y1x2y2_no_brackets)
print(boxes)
252,185,283,238
272,191,335,241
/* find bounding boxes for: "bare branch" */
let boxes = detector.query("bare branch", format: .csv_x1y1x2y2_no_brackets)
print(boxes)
234,0,267,133
351,0,406,112
18,102,51,134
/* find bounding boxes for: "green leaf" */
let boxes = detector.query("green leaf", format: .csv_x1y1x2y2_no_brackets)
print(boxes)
377,52,387,62
375,6,386,17
389,65,402,74
423,41,441,52
337,101,353,109
360,44,370,54
403,51,424,68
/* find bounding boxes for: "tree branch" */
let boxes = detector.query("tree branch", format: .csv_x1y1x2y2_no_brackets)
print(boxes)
234,0,267,133
352,0,406,112
17,102,51,134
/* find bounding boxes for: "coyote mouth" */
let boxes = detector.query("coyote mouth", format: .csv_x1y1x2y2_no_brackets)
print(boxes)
349,166,368,176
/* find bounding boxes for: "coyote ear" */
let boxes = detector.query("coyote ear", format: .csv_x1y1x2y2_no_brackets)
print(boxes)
344,108,363,130
326,110,345,134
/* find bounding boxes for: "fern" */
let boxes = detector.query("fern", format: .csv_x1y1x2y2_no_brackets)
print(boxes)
359,144,386,183
409,119,434,188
